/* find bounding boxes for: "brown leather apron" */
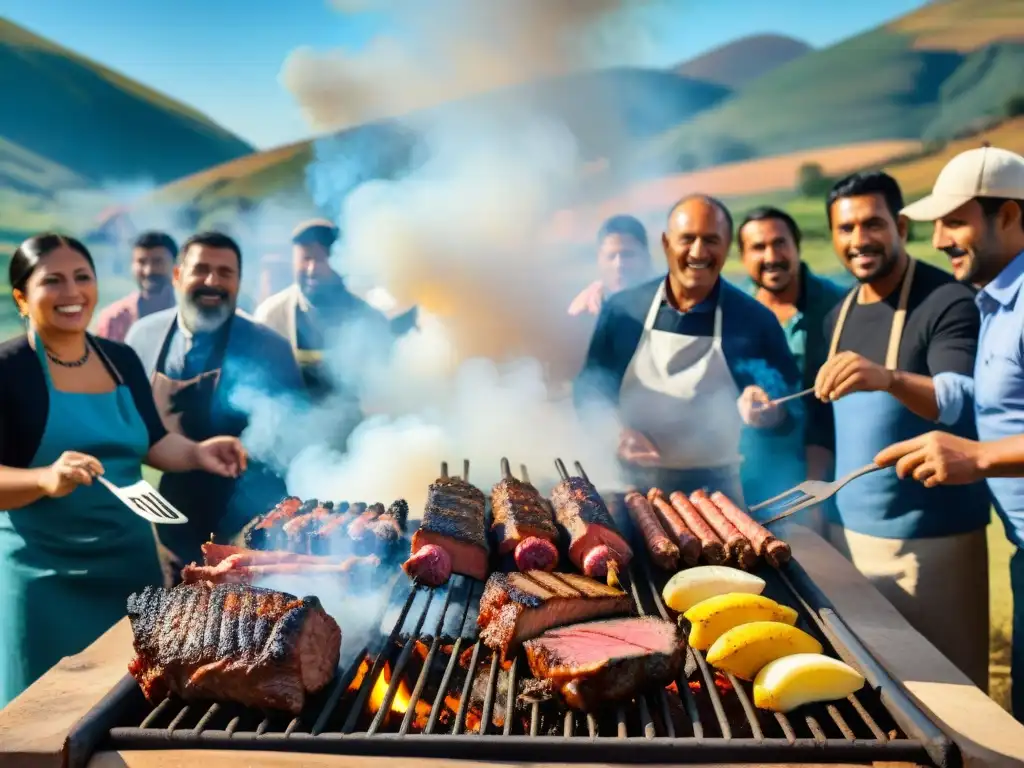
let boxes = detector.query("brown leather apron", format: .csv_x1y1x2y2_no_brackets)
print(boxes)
150,319,230,439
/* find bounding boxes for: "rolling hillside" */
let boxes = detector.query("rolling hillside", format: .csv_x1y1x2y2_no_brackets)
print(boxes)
640,0,1024,171
674,34,813,88
135,67,734,216
0,16,255,247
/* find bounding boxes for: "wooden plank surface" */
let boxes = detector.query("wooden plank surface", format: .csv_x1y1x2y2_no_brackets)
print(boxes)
0,525,1022,768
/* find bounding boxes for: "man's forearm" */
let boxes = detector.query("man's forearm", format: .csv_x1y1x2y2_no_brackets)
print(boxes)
978,436,1024,478
887,370,939,421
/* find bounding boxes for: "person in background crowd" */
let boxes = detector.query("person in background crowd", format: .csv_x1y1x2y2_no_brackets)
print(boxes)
868,145,1024,717
737,207,846,521
0,234,247,708
126,232,303,568
812,171,990,690
574,195,801,501
94,231,177,342
254,219,394,403
568,214,655,317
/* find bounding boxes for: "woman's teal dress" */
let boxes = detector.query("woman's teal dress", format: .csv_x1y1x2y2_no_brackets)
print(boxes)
0,339,163,708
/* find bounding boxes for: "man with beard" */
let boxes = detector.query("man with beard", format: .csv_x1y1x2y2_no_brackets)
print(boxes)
811,171,990,691
865,146,1024,718
568,215,655,317
255,219,394,402
126,231,304,568
95,231,177,342
575,195,801,501
737,207,846,514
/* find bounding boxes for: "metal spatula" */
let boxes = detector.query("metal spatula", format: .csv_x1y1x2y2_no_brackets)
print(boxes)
95,475,189,524
750,463,881,526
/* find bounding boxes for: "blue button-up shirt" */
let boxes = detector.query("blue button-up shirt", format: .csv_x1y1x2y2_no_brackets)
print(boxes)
967,250,1024,548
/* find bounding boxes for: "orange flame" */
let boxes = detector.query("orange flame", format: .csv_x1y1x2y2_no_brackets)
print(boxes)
368,662,413,715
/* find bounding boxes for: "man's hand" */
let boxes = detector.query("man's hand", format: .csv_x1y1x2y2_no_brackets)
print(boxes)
568,281,604,317
815,351,894,402
737,386,782,428
618,429,660,466
194,437,249,478
874,431,985,487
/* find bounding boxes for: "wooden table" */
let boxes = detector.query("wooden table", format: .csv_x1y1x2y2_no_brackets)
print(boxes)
2,526,1023,768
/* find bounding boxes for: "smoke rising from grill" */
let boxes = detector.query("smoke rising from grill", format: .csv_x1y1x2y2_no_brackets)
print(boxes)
281,0,657,131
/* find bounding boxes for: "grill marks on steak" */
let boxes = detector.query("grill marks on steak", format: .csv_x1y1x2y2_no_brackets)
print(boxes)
126,583,341,714
478,571,633,661
550,477,633,576
523,617,686,712
410,476,489,581
491,478,558,553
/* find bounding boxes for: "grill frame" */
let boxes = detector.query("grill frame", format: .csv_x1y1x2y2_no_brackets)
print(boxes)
66,461,958,768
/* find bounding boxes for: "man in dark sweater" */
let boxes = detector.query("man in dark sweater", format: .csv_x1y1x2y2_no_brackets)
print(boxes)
812,172,990,690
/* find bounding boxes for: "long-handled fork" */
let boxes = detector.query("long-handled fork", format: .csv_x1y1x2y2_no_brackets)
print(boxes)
750,463,881,526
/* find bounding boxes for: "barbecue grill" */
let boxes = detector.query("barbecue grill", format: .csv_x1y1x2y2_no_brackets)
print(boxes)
63,460,957,768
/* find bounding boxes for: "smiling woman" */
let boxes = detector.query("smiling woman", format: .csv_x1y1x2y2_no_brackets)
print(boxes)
0,233,248,709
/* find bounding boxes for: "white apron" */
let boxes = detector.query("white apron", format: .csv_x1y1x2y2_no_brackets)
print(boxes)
619,282,744,472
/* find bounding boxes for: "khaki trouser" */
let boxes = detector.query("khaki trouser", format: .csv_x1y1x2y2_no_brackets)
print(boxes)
827,524,990,691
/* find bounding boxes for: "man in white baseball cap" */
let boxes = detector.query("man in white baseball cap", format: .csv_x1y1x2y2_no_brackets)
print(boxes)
872,143,1024,720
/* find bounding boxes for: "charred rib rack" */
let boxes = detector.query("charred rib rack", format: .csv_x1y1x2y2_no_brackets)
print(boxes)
71,460,956,768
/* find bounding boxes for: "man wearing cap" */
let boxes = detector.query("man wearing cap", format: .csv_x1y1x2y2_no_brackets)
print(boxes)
254,219,394,402
868,145,1024,719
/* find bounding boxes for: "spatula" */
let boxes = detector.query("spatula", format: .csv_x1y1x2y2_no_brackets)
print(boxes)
95,475,189,524
750,463,881,526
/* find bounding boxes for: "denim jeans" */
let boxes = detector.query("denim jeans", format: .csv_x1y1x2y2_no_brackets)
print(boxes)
1011,547,1024,722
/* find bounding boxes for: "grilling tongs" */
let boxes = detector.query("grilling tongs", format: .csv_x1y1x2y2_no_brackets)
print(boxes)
751,463,881,526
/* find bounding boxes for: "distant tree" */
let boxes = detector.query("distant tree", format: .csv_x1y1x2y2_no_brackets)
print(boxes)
797,162,834,198
1005,94,1024,118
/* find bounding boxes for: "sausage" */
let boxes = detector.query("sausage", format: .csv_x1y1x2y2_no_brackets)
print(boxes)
666,491,727,565
403,544,452,586
689,490,758,570
710,491,792,567
647,492,701,567
514,536,559,572
624,491,680,570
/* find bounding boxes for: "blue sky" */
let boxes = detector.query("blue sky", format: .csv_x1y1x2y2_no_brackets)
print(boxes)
1,0,928,149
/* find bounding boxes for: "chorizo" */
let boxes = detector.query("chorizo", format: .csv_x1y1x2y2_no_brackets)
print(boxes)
689,490,758,570
648,492,701,567
667,491,727,565
624,490,680,570
710,491,792,566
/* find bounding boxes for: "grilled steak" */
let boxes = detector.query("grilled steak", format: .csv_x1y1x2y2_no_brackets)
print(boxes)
491,478,559,572
126,583,341,714
523,617,686,712
409,476,489,581
478,571,633,661
550,477,633,579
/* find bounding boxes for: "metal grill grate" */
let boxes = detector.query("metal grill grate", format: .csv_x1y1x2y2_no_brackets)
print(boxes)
67,460,957,768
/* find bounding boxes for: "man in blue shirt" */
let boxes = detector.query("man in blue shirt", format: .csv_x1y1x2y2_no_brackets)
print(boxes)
737,206,847,515
811,171,990,691
871,145,1024,718
127,232,305,568
575,195,802,502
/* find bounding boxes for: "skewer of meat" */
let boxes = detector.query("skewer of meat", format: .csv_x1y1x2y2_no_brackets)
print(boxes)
710,491,791,566
551,459,632,582
623,490,679,571
664,491,727,565
645,492,701,567
404,461,489,584
240,495,303,550
183,553,381,585
283,500,334,552
689,490,758,570
491,458,559,572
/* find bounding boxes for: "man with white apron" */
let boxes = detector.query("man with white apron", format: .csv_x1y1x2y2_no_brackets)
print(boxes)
127,231,304,567
575,195,803,500
255,219,396,404
812,171,990,690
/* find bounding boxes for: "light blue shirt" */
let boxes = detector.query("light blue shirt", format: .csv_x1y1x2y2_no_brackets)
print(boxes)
947,250,1024,548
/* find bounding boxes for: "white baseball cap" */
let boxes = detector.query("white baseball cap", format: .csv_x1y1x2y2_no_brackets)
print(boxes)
901,144,1024,221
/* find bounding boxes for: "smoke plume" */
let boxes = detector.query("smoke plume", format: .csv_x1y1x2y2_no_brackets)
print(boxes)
280,0,657,131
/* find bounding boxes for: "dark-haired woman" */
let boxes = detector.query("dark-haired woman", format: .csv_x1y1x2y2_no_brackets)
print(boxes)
0,234,249,708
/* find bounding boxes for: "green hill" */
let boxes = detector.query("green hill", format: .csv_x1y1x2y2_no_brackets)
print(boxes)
0,16,255,247
674,34,813,89
638,0,1024,172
